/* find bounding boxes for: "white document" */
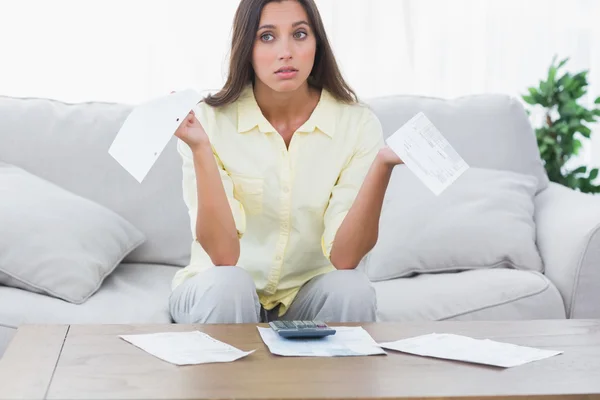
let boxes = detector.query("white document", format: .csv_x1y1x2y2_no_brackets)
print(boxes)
257,326,386,357
109,89,203,183
379,333,563,368
119,331,255,366
386,112,469,195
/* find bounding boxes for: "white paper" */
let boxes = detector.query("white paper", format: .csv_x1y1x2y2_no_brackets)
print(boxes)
119,331,255,366
257,326,386,357
379,333,563,368
109,89,203,183
386,112,469,195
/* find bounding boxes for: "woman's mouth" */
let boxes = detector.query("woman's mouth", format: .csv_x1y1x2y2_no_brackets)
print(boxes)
275,67,298,79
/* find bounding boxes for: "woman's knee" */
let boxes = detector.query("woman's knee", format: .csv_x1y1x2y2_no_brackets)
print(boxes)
312,270,377,322
323,270,376,304
169,266,260,324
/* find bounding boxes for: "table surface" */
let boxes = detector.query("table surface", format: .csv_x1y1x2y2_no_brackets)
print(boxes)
1,320,600,400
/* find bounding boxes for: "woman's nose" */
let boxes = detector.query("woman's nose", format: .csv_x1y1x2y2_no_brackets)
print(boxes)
278,39,293,60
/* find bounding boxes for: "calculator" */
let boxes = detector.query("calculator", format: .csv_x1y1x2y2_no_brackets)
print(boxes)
269,320,336,338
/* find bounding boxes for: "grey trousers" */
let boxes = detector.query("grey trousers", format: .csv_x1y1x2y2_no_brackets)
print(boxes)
169,266,377,324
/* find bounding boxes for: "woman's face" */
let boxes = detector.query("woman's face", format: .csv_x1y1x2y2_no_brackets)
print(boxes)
252,0,317,93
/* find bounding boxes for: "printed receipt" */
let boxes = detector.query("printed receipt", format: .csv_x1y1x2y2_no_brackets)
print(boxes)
379,333,563,368
257,327,386,357
386,112,469,195
119,331,255,366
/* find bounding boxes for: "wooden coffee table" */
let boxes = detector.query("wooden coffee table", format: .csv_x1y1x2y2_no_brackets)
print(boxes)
1,320,600,399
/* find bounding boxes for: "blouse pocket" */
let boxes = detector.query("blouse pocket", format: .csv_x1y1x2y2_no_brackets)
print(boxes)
230,173,264,215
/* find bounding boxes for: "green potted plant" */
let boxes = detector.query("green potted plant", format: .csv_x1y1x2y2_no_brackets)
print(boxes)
522,56,600,193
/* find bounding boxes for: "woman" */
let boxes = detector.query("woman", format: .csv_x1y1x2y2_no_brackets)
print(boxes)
170,0,403,324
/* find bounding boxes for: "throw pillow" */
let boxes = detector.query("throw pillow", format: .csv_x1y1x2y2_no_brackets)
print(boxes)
362,166,543,281
0,163,146,303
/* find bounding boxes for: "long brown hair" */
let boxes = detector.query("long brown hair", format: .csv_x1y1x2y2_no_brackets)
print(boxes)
204,0,357,107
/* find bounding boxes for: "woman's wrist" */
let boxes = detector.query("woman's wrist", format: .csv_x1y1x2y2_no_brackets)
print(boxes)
190,141,213,156
376,146,404,168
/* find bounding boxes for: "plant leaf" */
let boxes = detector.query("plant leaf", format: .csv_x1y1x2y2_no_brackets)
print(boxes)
559,124,570,134
528,87,539,97
566,173,578,188
558,92,571,103
557,57,569,69
548,66,557,86
590,168,599,181
560,101,578,117
595,96,600,104
573,70,588,83
522,95,536,105
572,166,587,175
542,135,555,145
540,81,549,97
572,87,587,100
561,76,574,90
578,125,592,137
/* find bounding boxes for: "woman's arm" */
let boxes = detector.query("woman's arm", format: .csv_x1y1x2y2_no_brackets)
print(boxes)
329,148,401,270
191,143,241,266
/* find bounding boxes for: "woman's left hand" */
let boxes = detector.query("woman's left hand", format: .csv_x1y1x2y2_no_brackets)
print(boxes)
377,146,404,167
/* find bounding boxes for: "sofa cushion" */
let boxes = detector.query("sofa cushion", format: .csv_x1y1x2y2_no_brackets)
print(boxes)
368,93,549,193
363,167,543,281
0,163,145,304
373,269,566,321
0,95,192,267
0,263,175,328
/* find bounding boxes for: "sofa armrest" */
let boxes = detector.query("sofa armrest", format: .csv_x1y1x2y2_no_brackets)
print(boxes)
535,182,600,318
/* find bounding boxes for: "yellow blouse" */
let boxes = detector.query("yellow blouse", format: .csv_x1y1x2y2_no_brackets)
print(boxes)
172,84,384,316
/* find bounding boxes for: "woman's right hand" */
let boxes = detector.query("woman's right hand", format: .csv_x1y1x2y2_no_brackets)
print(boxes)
172,92,210,150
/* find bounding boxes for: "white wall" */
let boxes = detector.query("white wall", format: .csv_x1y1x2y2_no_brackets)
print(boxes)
1,0,599,163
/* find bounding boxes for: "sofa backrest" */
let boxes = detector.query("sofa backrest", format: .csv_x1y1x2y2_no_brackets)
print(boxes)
0,95,192,267
0,92,548,267
366,93,549,193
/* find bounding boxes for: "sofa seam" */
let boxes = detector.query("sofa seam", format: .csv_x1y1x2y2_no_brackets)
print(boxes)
368,261,538,282
0,94,130,107
568,221,600,318
437,271,552,321
0,322,18,330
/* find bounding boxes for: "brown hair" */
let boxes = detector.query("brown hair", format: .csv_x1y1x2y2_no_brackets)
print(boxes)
204,0,357,107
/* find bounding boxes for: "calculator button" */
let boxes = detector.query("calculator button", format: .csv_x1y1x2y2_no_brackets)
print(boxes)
294,321,306,328
284,321,296,329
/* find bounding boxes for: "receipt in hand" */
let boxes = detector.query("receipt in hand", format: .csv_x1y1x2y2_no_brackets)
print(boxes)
386,112,469,195
109,89,204,183
379,333,563,368
119,331,255,366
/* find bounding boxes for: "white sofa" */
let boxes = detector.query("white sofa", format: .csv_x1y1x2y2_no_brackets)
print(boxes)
1,91,599,357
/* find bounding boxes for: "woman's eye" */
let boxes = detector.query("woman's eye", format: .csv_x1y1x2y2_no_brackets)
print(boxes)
261,33,274,42
294,31,307,39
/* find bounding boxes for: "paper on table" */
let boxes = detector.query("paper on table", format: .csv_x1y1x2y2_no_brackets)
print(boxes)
109,89,203,183
119,331,255,366
386,112,469,195
258,326,386,357
379,333,563,368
